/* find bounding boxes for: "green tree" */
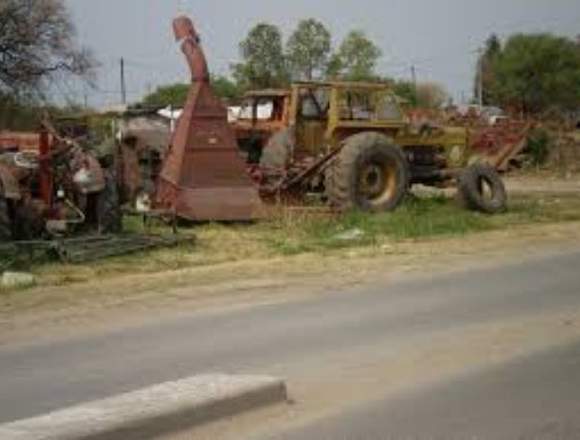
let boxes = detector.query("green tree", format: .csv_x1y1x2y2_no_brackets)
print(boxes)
328,31,382,81
286,19,332,80
488,33,580,114
212,75,243,102
384,78,447,109
326,54,343,80
474,34,501,105
142,83,189,107
416,82,448,109
392,80,418,107
232,23,289,90
0,95,83,130
141,76,242,107
0,94,38,129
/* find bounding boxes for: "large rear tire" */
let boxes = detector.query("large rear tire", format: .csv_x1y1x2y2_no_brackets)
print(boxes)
326,133,410,212
260,129,293,170
0,194,11,241
457,163,507,214
97,169,123,234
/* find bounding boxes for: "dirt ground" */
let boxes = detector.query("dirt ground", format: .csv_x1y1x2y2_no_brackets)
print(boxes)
0,175,578,345
505,173,580,194
1,219,579,346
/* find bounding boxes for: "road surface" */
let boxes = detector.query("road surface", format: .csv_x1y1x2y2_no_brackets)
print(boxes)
1,249,580,439
261,341,580,439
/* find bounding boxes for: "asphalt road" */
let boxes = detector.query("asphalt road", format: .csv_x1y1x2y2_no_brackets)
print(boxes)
263,340,580,440
1,249,580,438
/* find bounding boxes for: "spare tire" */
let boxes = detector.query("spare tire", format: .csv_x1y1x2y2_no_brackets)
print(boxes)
326,132,410,212
0,193,11,241
458,163,507,214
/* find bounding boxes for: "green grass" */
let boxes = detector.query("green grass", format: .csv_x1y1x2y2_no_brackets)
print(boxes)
266,195,489,255
3,192,580,292
264,194,580,255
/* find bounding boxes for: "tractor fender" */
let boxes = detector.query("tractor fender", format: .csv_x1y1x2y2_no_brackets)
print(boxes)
0,164,22,200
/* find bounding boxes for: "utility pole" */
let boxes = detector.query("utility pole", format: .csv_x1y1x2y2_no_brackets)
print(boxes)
82,82,88,109
411,65,417,92
120,57,127,105
477,48,484,108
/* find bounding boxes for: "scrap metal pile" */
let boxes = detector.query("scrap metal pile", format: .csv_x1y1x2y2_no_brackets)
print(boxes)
115,15,509,221
0,119,121,242
0,119,191,267
408,107,533,172
1,14,521,269
469,119,531,171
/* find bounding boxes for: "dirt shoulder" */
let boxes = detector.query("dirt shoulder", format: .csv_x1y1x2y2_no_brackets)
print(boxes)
1,178,579,345
504,173,580,194
1,219,579,346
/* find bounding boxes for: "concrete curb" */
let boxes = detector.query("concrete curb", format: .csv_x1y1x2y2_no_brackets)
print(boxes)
0,374,287,440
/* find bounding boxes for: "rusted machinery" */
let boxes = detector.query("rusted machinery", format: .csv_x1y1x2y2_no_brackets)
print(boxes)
232,82,507,214
117,15,507,219
470,121,531,171
0,121,121,242
0,131,42,153
154,16,262,221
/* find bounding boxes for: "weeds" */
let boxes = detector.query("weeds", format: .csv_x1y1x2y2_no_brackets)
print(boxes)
266,195,494,254
526,128,553,167
5,193,580,292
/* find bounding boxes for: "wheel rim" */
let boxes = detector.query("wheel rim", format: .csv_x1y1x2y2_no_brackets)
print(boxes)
357,158,398,207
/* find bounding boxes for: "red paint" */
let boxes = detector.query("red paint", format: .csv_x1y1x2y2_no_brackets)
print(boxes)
38,129,53,207
155,16,262,221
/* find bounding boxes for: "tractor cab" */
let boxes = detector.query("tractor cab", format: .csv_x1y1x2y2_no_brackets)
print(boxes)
232,89,291,163
287,81,408,157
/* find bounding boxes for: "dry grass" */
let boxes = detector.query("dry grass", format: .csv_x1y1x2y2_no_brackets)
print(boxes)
2,192,580,294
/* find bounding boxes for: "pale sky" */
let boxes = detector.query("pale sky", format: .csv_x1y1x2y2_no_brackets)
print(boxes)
62,0,580,108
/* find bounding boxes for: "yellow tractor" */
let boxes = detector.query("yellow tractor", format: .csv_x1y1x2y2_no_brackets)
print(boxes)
236,81,506,214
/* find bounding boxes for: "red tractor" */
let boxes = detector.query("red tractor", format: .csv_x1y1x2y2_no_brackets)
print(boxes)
0,123,122,242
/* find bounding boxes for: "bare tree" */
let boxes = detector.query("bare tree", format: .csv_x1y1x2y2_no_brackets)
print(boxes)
0,0,95,98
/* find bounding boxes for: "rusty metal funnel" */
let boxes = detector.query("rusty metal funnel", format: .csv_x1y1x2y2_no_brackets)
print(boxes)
155,16,262,221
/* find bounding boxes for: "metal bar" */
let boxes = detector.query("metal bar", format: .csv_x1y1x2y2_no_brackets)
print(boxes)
38,129,53,207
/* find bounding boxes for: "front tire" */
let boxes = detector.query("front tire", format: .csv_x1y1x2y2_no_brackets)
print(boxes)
326,133,410,212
